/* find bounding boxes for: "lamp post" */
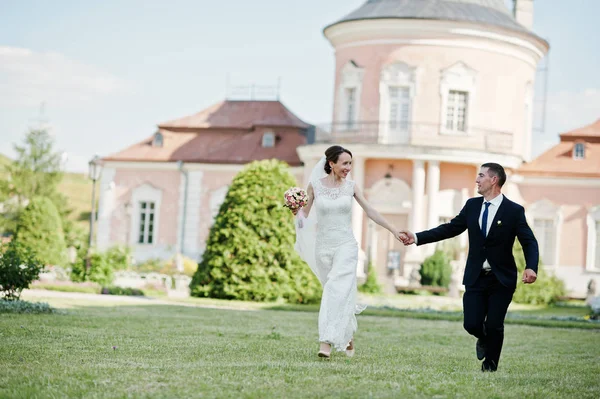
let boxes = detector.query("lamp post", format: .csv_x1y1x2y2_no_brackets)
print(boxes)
87,155,102,270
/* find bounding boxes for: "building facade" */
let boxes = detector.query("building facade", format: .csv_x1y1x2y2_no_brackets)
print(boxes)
97,0,599,297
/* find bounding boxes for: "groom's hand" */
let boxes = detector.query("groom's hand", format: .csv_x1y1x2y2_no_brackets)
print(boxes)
522,269,537,284
399,230,415,245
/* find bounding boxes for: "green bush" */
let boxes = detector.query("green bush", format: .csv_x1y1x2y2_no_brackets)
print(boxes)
359,263,382,294
104,246,132,271
101,286,144,296
70,245,131,286
0,241,44,300
70,250,114,286
0,299,56,314
190,159,321,304
14,196,67,266
419,250,452,288
512,240,566,305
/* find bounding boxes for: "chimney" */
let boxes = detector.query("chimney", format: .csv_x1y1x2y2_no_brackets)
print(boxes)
513,0,534,30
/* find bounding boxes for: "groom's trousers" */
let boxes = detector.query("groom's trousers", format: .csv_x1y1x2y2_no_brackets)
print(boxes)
463,269,514,369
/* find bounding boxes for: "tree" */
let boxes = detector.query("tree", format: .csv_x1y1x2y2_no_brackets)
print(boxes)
0,128,80,247
190,160,321,304
14,197,67,266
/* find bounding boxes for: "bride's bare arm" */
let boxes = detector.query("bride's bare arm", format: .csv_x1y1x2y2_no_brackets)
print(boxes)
293,183,314,218
353,185,402,240
302,183,315,217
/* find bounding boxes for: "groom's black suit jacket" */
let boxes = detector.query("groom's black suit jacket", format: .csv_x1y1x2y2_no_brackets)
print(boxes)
416,196,539,289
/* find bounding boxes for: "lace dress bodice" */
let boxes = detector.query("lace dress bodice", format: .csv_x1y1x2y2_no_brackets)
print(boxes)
313,178,355,243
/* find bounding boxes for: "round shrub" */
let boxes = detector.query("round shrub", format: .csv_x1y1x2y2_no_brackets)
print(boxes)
512,240,565,305
0,241,44,300
419,250,452,288
14,196,67,266
190,159,321,304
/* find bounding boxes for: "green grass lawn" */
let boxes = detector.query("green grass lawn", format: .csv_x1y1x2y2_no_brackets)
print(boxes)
1,297,599,398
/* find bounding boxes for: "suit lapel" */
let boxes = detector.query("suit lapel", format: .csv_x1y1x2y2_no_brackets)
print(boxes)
486,197,509,239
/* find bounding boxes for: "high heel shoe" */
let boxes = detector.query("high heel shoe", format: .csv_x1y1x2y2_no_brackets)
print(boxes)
345,339,355,358
318,342,331,359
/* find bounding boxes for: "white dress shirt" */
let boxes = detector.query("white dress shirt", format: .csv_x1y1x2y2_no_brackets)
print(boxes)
413,194,504,271
480,193,504,270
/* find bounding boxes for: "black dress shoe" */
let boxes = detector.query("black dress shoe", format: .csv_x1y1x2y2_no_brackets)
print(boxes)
481,360,497,372
476,338,486,360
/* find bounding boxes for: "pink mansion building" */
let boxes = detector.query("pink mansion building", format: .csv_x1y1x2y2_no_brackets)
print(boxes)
98,0,599,297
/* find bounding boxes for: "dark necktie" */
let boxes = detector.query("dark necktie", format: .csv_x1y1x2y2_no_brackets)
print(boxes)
481,202,491,237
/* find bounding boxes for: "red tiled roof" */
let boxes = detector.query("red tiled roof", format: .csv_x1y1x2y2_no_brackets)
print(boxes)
103,100,310,166
158,100,310,130
103,128,306,166
518,119,600,177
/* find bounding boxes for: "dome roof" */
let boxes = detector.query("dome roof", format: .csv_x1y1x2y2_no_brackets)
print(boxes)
326,0,535,35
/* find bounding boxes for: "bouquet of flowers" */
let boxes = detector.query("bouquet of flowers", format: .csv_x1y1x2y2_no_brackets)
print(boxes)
283,187,308,212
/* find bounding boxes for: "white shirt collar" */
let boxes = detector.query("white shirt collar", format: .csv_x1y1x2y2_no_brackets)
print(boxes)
485,193,504,207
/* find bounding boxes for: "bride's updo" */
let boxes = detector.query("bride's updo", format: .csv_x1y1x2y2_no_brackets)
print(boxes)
324,145,353,174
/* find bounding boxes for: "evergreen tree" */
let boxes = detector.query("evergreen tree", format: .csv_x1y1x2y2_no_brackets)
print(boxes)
0,128,79,247
190,160,321,304
14,196,67,266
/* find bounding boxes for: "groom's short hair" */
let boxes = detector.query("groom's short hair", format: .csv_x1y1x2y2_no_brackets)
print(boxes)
481,163,506,187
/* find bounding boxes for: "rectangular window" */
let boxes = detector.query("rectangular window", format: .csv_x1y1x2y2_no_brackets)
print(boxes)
533,219,555,265
138,201,156,244
389,86,411,131
574,143,585,160
446,90,468,132
262,132,275,148
345,88,356,129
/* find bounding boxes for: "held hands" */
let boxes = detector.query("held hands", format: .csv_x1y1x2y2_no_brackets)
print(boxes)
396,230,415,246
522,269,537,284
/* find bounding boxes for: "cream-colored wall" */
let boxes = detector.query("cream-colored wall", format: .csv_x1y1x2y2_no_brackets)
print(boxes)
364,159,413,189
332,44,537,159
112,169,182,248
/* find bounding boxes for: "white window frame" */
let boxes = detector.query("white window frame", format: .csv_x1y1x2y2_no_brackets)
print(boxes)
262,132,275,148
440,62,477,135
586,205,600,272
527,199,562,267
129,183,162,246
337,61,364,131
379,62,417,144
573,142,585,160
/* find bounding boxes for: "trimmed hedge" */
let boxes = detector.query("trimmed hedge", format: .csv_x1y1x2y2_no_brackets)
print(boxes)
190,160,321,304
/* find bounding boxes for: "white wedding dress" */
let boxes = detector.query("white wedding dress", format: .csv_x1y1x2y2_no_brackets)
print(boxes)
295,166,365,352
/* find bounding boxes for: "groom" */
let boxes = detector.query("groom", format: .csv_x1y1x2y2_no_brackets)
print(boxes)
400,163,539,372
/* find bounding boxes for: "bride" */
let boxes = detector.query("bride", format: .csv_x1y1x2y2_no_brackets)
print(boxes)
292,145,403,358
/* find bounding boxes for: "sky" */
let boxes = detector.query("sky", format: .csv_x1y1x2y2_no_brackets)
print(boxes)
1,0,599,172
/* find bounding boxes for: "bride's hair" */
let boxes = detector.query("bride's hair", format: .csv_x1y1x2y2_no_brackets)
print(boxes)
324,145,353,174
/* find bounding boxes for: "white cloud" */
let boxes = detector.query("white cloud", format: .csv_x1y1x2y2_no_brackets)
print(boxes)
0,46,127,107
